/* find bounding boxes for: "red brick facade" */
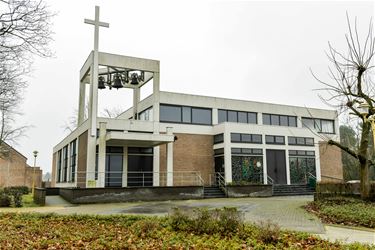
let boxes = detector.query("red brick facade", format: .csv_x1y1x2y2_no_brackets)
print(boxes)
319,142,343,182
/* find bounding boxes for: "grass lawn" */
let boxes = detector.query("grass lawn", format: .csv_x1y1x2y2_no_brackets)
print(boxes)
305,197,375,229
0,212,372,249
22,194,39,207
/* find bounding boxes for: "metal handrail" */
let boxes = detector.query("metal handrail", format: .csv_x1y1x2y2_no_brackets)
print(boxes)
267,175,274,185
308,172,317,180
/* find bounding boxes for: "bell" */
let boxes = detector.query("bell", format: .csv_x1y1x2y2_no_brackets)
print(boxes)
98,76,106,89
130,73,139,85
112,74,123,89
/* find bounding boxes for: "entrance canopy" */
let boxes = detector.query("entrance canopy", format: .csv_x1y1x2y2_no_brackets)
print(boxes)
100,131,174,147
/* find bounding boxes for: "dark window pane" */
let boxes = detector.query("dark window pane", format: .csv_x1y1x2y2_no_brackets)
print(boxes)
231,133,241,142
218,110,227,123
192,108,211,125
289,150,297,155
231,148,242,154
248,112,257,124
228,111,237,122
242,148,252,154
252,149,262,155
296,137,305,145
306,151,315,156
214,134,224,144
238,112,247,123
288,116,297,127
241,134,251,142
275,136,284,144
252,134,262,143
314,119,322,131
182,107,191,123
280,115,288,126
271,115,280,125
297,150,306,155
265,135,274,144
160,105,181,122
263,114,271,125
302,118,314,129
214,148,224,155
288,137,296,145
305,138,314,146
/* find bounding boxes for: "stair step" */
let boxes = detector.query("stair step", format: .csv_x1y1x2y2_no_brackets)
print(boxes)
203,187,226,199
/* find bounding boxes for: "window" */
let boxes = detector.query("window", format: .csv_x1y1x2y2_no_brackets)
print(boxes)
231,148,263,155
265,135,285,145
62,146,68,182
218,109,257,124
288,137,314,146
214,148,224,155
302,118,335,134
230,133,262,144
231,149,263,184
160,104,212,125
57,150,62,182
69,139,77,182
262,113,297,127
214,134,224,144
160,105,181,123
289,150,315,156
139,107,153,121
192,108,211,125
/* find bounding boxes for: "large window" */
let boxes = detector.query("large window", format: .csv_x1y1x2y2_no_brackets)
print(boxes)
57,150,62,182
265,135,285,145
160,104,212,125
214,133,224,144
302,117,335,134
231,133,262,144
69,139,77,182
231,148,263,184
218,109,257,124
289,150,316,184
139,107,153,121
62,146,68,182
288,136,314,146
262,113,297,127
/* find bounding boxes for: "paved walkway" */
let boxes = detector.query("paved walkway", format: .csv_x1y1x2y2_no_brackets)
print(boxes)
0,195,374,245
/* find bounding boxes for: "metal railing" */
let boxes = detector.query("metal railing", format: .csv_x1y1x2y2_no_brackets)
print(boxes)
267,175,274,185
69,171,204,188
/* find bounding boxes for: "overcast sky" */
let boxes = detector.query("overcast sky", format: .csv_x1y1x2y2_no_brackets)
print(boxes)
14,0,374,173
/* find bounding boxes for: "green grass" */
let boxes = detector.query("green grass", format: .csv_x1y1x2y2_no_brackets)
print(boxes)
306,197,375,228
21,194,39,207
0,212,372,249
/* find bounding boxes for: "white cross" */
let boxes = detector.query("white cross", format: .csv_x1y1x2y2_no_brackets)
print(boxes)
84,6,109,53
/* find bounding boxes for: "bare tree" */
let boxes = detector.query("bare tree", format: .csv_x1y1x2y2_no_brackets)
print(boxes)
313,15,375,199
0,0,54,154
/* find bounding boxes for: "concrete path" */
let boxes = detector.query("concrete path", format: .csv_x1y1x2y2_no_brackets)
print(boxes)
1,195,374,245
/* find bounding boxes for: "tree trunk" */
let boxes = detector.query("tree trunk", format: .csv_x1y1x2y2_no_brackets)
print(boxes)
359,121,371,199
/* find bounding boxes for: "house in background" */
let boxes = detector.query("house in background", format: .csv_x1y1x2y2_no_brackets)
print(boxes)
51,50,343,189
0,142,42,188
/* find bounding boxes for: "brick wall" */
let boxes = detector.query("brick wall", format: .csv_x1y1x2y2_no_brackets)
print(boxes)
160,133,214,186
0,146,42,188
77,130,88,188
51,152,57,187
319,141,344,182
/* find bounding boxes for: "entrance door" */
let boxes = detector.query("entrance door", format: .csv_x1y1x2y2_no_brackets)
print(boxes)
127,147,153,187
266,149,287,184
105,147,123,187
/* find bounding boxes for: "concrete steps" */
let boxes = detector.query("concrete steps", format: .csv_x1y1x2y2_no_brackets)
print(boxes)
204,186,226,198
273,184,315,196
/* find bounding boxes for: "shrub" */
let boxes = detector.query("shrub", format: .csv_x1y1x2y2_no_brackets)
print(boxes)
132,219,162,238
4,186,29,195
257,220,280,244
168,207,244,235
0,191,11,207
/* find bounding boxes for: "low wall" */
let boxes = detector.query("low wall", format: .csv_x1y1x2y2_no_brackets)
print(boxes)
315,182,375,201
59,186,204,204
46,187,60,196
33,188,46,206
226,184,272,198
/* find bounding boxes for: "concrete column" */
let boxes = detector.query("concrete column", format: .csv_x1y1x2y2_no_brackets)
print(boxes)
262,146,268,184
166,127,173,186
86,128,97,187
78,81,86,126
212,108,218,125
88,64,98,137
153,72,160,134
153,146,160,186
133,87,140,120
315,144,322,182
97,122,107,187
285,150,291,185
258,112,263,125
122,146,128,187
223,130,232,183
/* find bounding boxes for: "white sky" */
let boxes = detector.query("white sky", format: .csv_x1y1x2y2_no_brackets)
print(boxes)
14,0,374,173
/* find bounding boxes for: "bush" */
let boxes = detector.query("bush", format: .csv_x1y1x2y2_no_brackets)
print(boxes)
4,186,29,195
131,219,162,238
0,192,11,207
168,207,244,235
1,186,29,207
257,220,280,244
